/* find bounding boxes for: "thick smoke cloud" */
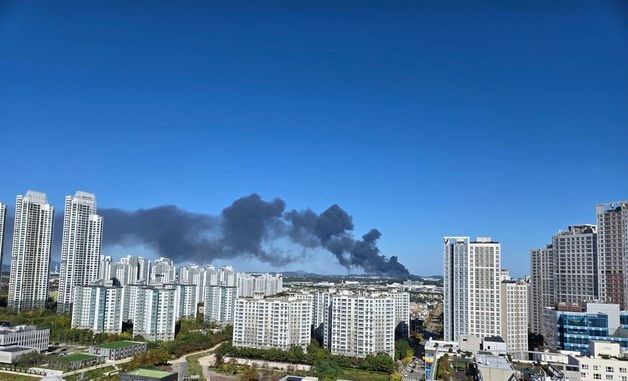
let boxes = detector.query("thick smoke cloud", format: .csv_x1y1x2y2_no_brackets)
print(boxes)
1,194,410,277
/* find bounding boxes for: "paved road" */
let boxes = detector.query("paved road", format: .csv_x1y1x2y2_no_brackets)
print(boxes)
171,342,226,365
401,358,425,381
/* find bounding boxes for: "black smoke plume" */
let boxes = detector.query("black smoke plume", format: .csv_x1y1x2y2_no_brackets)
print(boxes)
1,194,410,278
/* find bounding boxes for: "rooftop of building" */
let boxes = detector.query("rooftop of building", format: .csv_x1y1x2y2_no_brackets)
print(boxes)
63,353,98,362
0,325,45,333
475,353,512,370
483,336,505,343
0,345,36,353
125,368,176,378
95,340,145,349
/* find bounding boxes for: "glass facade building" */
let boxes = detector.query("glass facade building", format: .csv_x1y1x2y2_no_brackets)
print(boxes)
544,303,628,355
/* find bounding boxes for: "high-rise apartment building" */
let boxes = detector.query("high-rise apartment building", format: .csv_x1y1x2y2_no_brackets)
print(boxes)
553,225,598,303
8,191,54,312
205,266,237,287
312,289,333,340
530,225,599,334
204,285,236,323
324,291,395,358
530,246,555,334
236,273,283,297
176,283,198,319
128,285,177,341
71,280,125,333
389,289,410,337
99,255,113,281
58,191,104,314
500,279,528,353
179,264,206,303
233,295,312,351
0,203,6,270
150,257,176,284
443,237,501,342
597,202,628,309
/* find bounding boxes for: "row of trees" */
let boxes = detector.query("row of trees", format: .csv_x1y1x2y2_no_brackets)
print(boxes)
219,340,396,374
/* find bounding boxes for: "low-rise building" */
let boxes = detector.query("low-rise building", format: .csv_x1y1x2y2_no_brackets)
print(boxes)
577,341,628,381
52,353,104,370
0,325,50,351
543,302,628,355
0,345,38,364
88,340,147,361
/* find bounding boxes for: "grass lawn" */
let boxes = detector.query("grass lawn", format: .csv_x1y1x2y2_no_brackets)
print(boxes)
65,365,116,381
339,368,390,381
0,372,42,381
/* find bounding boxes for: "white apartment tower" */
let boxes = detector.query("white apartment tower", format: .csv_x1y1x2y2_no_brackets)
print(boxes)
500,279,528,353
236,273,284,297
150,257,176,284
129,285,177,341
179,264,208,303
0,203,6,270
99,255,113,282
175,283,198,319
71,280,125,333
596,202,628,309
233,295,312,351
58,191,104,314
324,292,395,358
8,191,55,312
443,236,501,342
204,285,236,323
389,289,410,337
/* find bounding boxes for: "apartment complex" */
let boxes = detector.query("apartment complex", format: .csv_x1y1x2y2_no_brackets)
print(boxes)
58,191,104,314
443,237,502,342
233,295,312,351
8,191,55,312
597,202,628,309
71,280,125,333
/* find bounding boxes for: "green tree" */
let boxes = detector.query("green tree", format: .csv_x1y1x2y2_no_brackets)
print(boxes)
312,358,342,381
241,365,260,381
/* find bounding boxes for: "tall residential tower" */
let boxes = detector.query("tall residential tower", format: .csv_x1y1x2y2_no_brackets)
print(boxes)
443,236,501,342
8,191,55,312
57,192,104,314
596,202,628,309
0,203,6,270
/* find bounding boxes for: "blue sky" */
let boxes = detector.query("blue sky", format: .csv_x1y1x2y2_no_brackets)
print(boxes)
1,1,627,276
